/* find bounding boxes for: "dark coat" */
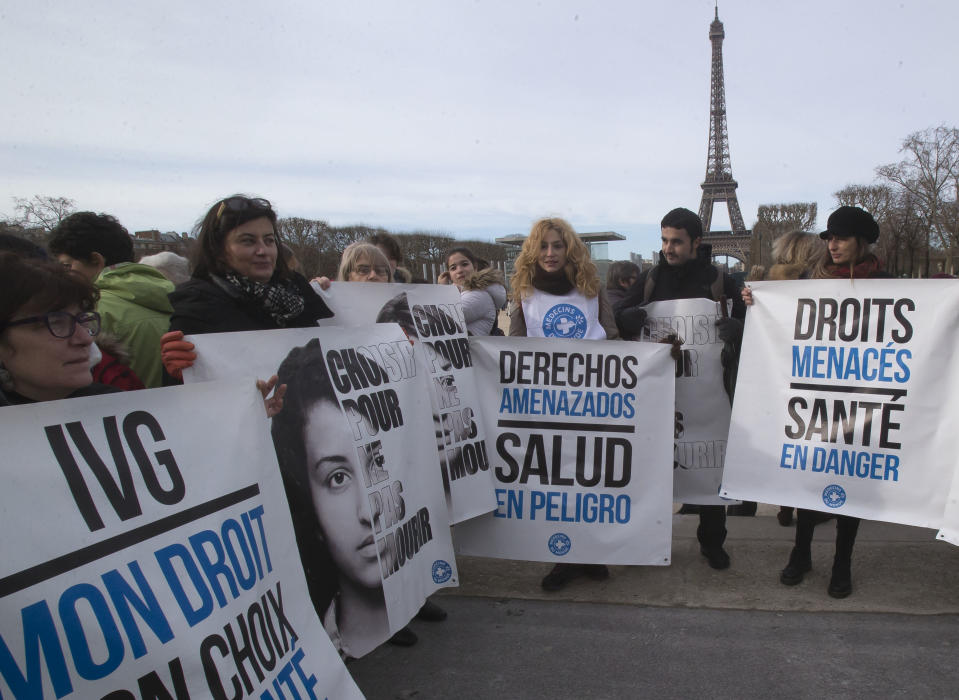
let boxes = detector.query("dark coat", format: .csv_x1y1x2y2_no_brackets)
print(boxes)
168,273,334,335
615,250,746,322
0,383,120,407
614,248,745,404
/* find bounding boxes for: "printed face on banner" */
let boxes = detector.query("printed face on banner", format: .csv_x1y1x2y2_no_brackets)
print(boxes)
317,282,499,524
722,280,959,529
0,380,362,699
304,399,385,590
185,325,458,659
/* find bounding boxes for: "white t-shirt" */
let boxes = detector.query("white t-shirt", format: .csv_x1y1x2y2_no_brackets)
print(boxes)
521,288,606,339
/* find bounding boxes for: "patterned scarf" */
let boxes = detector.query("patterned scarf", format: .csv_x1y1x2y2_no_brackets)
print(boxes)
826,254,883,280
223,272,305,326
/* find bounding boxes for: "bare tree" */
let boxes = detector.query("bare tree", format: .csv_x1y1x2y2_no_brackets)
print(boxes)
12,195,77,232
750,202,818,268
277,217,335,278
877,125,959,273
833,184,894,221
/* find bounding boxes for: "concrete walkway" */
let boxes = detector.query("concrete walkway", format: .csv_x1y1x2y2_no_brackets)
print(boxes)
441,507,959,615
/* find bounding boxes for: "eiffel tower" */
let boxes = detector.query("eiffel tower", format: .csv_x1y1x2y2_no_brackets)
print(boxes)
698,6,750,263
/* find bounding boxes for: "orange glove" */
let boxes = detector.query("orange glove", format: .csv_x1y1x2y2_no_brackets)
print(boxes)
161,330,197,380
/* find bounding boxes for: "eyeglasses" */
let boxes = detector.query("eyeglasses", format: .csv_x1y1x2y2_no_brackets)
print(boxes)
0,310,101,338
355,265,390,277
215,196,273,222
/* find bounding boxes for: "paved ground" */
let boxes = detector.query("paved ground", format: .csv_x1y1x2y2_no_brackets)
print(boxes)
351,598,959,700
444,508,959,615
348,510,959,699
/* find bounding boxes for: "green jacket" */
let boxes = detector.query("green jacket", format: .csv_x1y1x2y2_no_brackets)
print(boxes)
96,263,174,388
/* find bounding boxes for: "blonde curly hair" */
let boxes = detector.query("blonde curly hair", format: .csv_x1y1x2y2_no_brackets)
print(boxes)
510,218,599,300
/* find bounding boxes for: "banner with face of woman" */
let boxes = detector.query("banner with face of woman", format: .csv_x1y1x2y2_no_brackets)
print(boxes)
316,282,499,524
723,279,959,530
186,325,457,659
453,336,675,564
0,380,362,698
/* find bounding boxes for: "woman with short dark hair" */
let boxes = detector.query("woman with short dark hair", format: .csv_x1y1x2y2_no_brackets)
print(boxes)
0,253,114,405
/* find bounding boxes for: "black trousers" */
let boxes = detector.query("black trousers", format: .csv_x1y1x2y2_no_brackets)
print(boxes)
696,504,727,549
795,509,860,562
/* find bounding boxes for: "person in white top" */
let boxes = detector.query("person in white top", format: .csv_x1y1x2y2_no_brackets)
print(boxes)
438,246,507,335
506,217,618,592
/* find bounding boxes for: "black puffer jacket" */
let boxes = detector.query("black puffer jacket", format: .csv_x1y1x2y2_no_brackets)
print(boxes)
168,273,334,335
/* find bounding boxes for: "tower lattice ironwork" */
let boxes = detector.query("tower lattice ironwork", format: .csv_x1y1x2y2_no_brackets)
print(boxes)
698,6,749,262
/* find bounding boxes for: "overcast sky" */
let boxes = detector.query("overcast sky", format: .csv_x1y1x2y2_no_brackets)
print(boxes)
2,0,956,259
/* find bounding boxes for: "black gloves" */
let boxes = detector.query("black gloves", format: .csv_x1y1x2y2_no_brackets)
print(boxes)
715,316,743,345
617,305,647,339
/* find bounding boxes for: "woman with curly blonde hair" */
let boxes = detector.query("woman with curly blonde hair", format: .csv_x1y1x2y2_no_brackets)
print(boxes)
508,217,617,339
507,217,617,592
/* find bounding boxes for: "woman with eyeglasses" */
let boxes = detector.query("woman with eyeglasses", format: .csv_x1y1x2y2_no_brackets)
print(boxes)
309,241,393,293
742,206,890,599
0,253,117,406
161,195,334,379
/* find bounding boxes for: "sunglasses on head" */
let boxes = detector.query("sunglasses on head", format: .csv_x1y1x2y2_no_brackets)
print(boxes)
215,196,272,222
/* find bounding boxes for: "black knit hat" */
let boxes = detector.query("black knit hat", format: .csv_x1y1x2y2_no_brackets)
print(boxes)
820,206,879,244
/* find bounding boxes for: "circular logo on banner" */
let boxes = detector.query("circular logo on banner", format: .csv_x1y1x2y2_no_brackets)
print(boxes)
542,303,587,338
431,560,452,584
822,484,846,508
548,533,571,556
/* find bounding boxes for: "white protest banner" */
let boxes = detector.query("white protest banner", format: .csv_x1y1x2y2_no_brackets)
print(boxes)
722,279,959,528
937,469,959,546
317,281,498,524
187,325,458,658
454,337,675,565
0,381,361,699
643,297,732,505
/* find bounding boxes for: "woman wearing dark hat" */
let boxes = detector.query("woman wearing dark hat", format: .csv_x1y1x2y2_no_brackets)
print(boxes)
807,205,889,281
743,205,889,598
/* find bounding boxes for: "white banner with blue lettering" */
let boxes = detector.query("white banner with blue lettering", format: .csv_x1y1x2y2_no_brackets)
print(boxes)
453,336,675,564
643,298,732,505
722,279,959,529
186,325,458,658
315,282,498,525
0,380,361,699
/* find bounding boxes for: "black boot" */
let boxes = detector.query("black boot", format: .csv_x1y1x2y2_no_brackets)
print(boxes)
388,626,418,646
828,516,859,598
726,501,757,516
541,563,582,591
827,557,852,598
780,546,812,585
416,599,447,622
777,506,794,527
583,564,610,581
